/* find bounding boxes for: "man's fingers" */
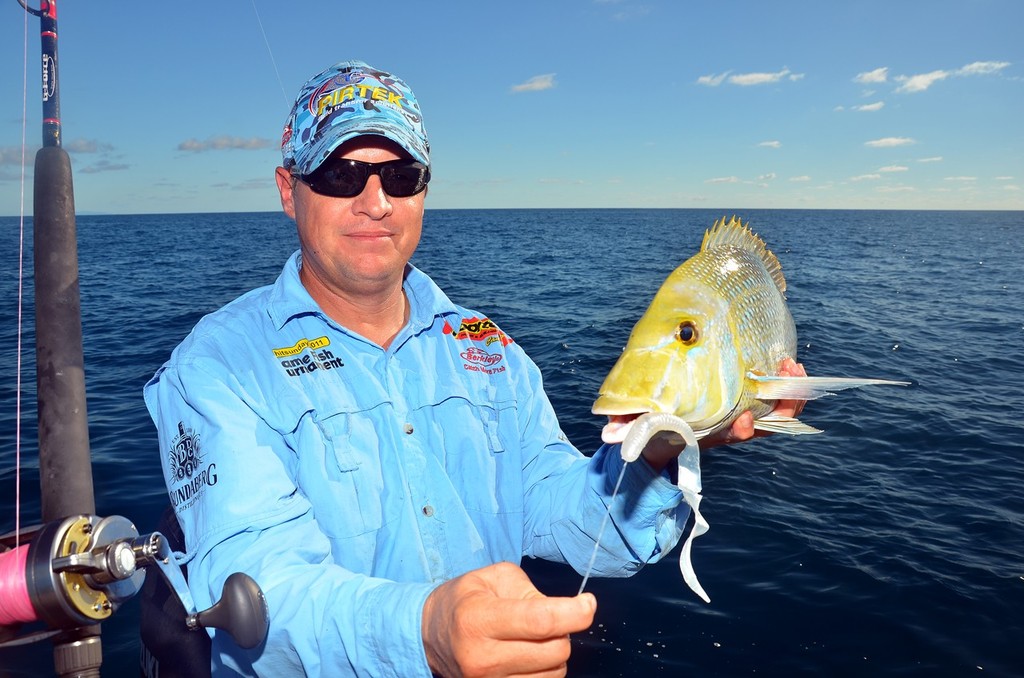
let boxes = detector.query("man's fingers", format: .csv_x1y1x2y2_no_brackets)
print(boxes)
482,593,597,641
481,637,573,677
773,358,808,418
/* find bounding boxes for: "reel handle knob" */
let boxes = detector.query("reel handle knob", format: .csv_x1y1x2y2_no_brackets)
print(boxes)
191,572,269,649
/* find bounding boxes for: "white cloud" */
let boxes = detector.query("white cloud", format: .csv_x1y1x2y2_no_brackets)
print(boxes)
699,68,803,87
706,176,740,184
65,139,115,154
853,101,885,112
697,72,730,87
944,176,978,181
758,141,782,149
758,173,777,181
879,165,909,173
956,61,1011,76
730,68,803,86
892,60,1011,94
865,137,916,148
79,160,130,174
895,70,950,93
917,156,943,163
178,136,275,152
854,67,889,84
789,175,811,182
537,177,584,185
851,174,882,181
511,73,557,93
995,176,1014,180
0,146,34,166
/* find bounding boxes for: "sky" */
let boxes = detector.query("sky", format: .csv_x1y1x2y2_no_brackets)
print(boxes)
1,0,1021,215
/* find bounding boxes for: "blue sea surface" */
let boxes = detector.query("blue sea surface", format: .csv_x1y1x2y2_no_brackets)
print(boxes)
2,208,1023,676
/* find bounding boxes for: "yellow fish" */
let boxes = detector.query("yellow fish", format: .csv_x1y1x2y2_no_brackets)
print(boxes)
589,216,908,602
593,215,908,447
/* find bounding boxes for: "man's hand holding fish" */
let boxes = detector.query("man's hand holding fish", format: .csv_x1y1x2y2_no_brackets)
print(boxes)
638,358,808,473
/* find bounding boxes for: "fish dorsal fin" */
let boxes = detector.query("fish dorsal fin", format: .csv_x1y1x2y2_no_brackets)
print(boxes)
701,216,786,295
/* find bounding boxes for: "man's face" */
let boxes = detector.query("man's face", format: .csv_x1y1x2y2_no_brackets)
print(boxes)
275,137,425,303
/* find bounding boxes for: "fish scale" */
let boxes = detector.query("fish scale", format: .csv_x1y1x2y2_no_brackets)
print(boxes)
677,243,797,428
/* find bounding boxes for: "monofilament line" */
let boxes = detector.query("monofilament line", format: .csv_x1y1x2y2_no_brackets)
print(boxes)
13,0,31,549
578,460,630,595
250,0,290,108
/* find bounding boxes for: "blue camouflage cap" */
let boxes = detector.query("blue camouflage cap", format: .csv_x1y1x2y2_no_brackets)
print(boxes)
281,60,429,174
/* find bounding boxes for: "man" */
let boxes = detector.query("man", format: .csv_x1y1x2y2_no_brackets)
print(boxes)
144,60,804,677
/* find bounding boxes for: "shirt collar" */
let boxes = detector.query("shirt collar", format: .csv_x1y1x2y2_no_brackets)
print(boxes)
266,249,461,336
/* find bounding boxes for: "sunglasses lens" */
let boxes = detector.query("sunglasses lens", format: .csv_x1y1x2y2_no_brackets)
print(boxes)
381,163,428,197
318,163,368,197
303,160,429,198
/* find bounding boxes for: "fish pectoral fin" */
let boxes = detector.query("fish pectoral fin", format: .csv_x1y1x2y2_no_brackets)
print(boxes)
752,413,823,435
746,373,911,401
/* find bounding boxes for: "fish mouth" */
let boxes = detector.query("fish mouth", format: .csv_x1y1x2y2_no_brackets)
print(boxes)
599,412,649,444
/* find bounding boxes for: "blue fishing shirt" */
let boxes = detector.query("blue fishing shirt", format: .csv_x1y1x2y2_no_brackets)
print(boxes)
144,250,687,677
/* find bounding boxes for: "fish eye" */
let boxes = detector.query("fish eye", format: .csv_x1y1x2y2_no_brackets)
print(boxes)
677,320,699,345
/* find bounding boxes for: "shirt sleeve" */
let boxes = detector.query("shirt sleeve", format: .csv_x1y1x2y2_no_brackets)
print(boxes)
145,357,435,678
511,347,689,577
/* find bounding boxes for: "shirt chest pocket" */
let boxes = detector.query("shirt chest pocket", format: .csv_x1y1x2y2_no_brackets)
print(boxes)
424,396,524,516
293,410,402,539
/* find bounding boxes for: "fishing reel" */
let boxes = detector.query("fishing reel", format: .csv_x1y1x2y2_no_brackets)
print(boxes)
0,514,268,651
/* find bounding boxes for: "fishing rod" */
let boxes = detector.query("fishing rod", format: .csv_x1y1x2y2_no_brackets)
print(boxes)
1,3,268,675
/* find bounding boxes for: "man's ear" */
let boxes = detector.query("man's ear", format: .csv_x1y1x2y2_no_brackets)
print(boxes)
275,166,297,219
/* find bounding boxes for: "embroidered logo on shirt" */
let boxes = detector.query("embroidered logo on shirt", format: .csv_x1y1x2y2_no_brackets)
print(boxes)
273,336,345,377
460,346,505,375
166,422,218,511
443,318,510,375
443,316,514,347
273,336,331,357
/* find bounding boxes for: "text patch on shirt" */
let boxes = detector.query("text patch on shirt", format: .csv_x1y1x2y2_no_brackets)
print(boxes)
443,316,514,347
444,316,512,376
272,335,345,378
166,421,218,512
460,346,505,375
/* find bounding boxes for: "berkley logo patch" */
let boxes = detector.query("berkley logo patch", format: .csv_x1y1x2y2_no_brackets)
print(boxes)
461,347,503,367
167,422,218,512
460,346,506,376
273,336,345,378
444,316,514,348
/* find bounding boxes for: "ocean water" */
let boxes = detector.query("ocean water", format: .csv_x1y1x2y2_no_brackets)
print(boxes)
1,208,1023,676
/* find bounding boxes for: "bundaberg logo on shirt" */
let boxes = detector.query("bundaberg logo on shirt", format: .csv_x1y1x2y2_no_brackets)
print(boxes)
167,421,217,511
272,335,345,378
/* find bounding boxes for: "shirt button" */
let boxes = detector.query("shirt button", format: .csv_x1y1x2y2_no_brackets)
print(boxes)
422,505,434,517
403,423,414,434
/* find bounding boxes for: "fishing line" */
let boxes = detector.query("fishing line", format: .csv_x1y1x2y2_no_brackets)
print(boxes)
0,545,36,625
11,0,36,553
250,0,290,108
577,460,629,595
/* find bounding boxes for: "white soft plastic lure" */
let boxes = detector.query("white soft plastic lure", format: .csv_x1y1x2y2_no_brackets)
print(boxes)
578,412,711,602
621,413,710,602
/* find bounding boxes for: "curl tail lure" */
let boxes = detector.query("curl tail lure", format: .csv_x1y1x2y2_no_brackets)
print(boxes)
580,413,711,602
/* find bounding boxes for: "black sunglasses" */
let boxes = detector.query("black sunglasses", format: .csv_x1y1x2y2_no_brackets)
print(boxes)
293,158,430,198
